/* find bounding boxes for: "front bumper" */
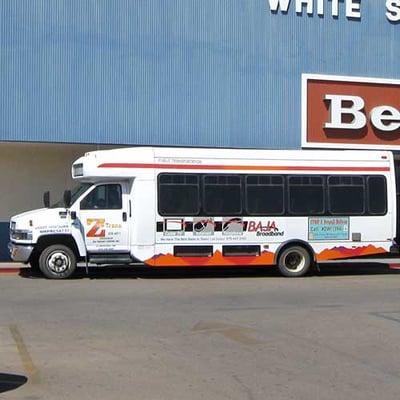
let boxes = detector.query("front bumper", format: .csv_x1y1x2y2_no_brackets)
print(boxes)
8,242,34,263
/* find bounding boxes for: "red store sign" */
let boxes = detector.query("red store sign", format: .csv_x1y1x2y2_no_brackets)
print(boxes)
302,74,400,149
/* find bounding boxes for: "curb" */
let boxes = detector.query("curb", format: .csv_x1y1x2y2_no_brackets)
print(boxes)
0,264,25,274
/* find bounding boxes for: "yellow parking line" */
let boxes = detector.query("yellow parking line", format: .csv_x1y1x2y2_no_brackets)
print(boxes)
9,324,41,384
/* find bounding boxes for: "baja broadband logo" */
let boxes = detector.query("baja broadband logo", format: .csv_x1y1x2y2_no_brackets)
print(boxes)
247,220,284,237
86,218,106,238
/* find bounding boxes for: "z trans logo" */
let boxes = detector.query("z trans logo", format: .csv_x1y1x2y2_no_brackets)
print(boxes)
86,218,106,238
247,221,284,237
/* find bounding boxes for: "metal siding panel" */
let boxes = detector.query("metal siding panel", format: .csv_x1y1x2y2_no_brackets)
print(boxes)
0,1,399,149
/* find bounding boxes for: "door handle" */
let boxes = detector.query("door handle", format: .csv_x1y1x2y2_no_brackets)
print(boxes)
122,212,127,222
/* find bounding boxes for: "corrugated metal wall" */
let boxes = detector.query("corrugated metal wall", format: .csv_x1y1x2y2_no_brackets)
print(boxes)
0,0,399,149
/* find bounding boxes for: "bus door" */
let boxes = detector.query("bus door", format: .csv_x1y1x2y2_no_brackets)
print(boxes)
77,183,130,253
395,160,400,243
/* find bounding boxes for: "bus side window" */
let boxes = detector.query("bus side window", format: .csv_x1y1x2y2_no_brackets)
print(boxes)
288,176,325,215
245,175,284,215
367,176,387,215
328,176,365,215
158,174,200,216
203,175,242,216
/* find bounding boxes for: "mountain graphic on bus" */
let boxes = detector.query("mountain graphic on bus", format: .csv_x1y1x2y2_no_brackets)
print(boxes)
146,245,388,267
316,245,386,261
146,250,275,267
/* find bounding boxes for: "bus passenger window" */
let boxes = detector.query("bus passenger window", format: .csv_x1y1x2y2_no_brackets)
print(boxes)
203,175,242,216
245,175,284,215
288,176,325,215
328,176,365,215
158,174,200,216
367,176,387,215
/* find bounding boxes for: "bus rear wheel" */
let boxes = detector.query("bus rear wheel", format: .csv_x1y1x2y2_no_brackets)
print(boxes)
277,245,312,277
39,244,77,279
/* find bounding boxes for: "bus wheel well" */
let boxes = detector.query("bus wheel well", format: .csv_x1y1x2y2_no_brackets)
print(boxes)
33,235,80,260
275,240,316,265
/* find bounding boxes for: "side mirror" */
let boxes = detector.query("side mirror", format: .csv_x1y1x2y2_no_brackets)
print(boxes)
63,190,72,208
43,191,50,208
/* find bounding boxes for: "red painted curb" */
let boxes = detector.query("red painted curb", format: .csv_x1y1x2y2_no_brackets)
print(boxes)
0,268,21,274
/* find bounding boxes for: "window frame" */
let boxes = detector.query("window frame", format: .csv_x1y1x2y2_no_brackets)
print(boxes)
287,175,326,216
244,174,285,216
157,173,201,216
327,175,366,216
366,175,388,216
202,174,243,216
80,183,123,211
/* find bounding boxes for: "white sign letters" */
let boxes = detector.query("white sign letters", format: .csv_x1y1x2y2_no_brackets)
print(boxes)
325,94,400,132
268,0,400,22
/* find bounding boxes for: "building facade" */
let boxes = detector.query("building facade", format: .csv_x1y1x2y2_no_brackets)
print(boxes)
1,0,399,259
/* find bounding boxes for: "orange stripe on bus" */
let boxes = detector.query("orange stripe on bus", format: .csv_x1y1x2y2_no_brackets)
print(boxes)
98,163,390,172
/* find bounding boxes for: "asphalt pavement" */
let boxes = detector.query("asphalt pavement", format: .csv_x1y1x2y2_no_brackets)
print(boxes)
1,265,400,400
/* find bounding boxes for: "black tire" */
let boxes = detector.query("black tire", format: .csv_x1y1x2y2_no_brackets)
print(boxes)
39,244,77,279
277,245,312,277
29,253,41,275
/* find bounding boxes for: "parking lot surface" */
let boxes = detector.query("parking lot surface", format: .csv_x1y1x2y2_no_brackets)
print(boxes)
1,265,400,400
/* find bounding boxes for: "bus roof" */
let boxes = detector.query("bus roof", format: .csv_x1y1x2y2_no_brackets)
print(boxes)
72,146,393,180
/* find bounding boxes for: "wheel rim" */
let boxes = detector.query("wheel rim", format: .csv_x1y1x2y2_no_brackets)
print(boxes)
282,250,306,273
46,251,70,274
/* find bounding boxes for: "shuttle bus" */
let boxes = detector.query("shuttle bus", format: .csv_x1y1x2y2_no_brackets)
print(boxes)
8,147,398,278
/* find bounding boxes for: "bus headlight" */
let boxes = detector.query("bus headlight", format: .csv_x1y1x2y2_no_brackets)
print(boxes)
11,230,33,241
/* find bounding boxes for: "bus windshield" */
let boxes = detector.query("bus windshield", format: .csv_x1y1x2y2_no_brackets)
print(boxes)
51,183,93,208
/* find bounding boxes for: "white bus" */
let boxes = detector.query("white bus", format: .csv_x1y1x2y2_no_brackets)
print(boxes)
9,147,398,278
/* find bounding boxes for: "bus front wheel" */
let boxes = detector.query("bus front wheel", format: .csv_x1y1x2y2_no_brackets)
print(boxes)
29,253,41,275
38,244,77,279
277,245,312,277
